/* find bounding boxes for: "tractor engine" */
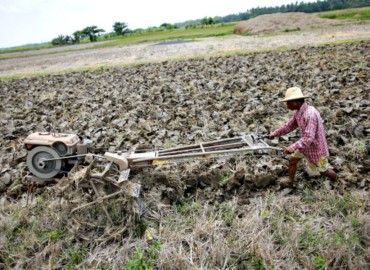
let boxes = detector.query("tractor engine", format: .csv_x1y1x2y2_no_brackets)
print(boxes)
24,132,93,179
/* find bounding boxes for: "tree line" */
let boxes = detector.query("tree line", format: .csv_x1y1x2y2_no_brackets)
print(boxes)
51,21,182,46
178,0,370,26
51,22,129,46
51,0,369,46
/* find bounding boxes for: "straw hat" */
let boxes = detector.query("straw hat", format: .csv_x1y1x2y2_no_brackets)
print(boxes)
280,87,310,102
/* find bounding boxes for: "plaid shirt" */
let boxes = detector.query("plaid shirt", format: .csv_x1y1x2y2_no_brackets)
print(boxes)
271,102,329,164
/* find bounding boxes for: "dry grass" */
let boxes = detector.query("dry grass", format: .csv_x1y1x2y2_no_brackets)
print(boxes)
151,190,369,269
2,186,368,269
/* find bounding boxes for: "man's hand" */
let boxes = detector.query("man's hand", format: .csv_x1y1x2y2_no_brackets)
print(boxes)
284,146,294,155
268,134,275,140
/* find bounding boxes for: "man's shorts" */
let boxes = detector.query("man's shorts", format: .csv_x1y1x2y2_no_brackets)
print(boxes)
291,151,333,176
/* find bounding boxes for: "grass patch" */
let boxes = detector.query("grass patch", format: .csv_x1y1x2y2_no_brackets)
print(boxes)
93,23,236,49
62,246,89,269
0,43,53,54
283,27,301,32
317,6,370,20
125,241,162,270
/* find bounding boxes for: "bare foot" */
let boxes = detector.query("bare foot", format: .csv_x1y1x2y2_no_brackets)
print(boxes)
277,177,294,188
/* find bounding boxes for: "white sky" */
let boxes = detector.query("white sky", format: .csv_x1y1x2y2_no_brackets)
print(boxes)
0,0,315,48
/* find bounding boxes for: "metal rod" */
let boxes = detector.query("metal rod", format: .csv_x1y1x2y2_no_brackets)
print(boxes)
42,154,104,162
157,141,247,156
200,143,205,153
132,146,283,163
158,137,243,153
89,179,113,225
71,189,126,212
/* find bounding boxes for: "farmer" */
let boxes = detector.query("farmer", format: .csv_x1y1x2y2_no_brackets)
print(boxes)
268,87,337,186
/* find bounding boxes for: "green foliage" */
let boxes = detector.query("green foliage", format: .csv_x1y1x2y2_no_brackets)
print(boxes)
40,230,64,244
113,22,129,36
51,35,73,46
240,31,253,36
326,193,360,216
283,27,301,32
303,188,315,204
72,31,83,43
314,255,326,269
82,26,105,42
249,256,267,269
318,6,370,20
175,201,201,215
125,241,162,270
160,23,178,30
352,218,360,227
299,229,321,251
62,247,88,269
261,209,269,219
219,170,233,187
200,17,220,25
220,202,237,225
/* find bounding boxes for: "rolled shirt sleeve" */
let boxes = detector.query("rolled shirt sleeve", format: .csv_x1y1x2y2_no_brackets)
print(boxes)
270,117,298,138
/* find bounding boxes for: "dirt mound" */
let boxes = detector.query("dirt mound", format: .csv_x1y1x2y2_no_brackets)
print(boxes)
234,12,339,34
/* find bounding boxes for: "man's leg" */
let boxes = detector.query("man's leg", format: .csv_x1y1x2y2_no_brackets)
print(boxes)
320,169,337,181
288,156,301,182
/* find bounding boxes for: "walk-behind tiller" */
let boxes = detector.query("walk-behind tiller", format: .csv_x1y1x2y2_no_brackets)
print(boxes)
23,130,283,224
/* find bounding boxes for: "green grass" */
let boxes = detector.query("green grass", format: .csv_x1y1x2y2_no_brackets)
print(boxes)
317,6,370,20
93,23,236,48
0,43,53,54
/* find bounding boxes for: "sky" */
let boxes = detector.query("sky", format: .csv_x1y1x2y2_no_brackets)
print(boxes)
0,0,315,48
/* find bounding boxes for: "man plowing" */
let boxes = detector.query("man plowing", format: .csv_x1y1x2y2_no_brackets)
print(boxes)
269,87,338,187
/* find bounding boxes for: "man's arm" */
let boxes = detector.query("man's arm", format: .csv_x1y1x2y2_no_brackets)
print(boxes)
269,117,298,139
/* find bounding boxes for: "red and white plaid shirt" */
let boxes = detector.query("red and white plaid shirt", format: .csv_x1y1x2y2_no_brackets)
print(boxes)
271,102,329,164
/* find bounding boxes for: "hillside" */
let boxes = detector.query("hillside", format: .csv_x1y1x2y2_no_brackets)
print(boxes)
234,12,341,34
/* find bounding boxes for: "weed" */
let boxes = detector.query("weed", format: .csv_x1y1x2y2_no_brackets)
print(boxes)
303,188,315,204
314,255,325,269
62,247,88,269
261,209,269,219
175,201,201,216
240,32,253,36
220,202,237,225
125,241,162,270
219,170,233,187
249,256,267,270
283,27,301,32
329,194,359,216
273,232,288,245
299,226,323,250
40,230,64,244
352,218,360,227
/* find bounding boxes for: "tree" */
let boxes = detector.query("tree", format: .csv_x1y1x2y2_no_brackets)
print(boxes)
81,26,105,42
200,17,219,25
113,22,129,36
160,23,178,30
51,35,73,46
72,30,83,44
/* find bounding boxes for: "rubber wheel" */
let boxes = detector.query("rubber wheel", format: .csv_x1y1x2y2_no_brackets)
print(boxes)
26,146,62,179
